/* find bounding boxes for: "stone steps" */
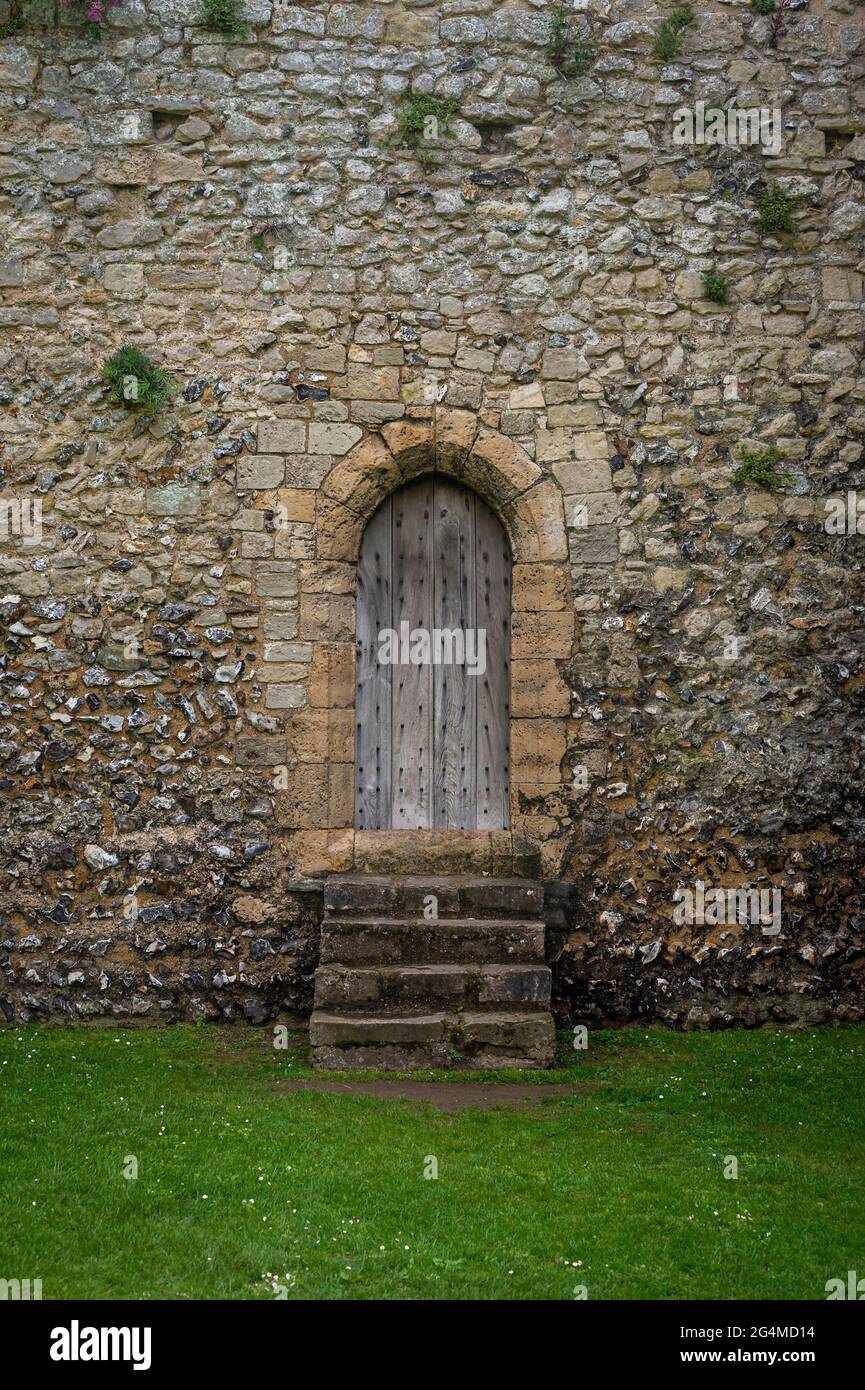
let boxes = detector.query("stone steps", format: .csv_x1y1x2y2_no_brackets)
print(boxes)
315,962,551,1011
310,875,556,1071
324,874,544,921
309,1010,555,1072
319,918,546,965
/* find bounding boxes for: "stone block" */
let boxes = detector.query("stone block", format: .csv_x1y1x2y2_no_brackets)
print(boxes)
262,640,312,663
255,564,299,598
287,830,355,876
263,612,299,641
259,663,309,683
512,563,568,611
258,420,306,454
299,592,355,641
435,408,478,470
286,708,354,763
308,641,355,708
822,267,863,304
315,495,365,561
96,220,162,249
285,455,332,488
265,684,308,709
511,660,571,717
540,349,579,380
0,258,23,288
299,560,356,595
566,491,619,527
455,346,495,372
381,420,435,472
301,347,345,376
386,11,437,44
508,482,568,562
236,735,287,768
146,484,200,517
512,611,574,658
272,488,316,524
552,457,613,494
568,526,618,565
335,365,401,401
510,719,568,778
308,423,363,456
236,455,285,490
276,762,353,828
320,435,401,512
467,429,541,498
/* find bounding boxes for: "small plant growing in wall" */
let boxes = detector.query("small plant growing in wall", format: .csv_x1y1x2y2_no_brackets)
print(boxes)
102,346,178,413
755,182,798,235
734,446,794,492
0,1,25,39
767,0,792,47
200,0,248,38
702,269,729,304
396,94,459,161
546,1,595,78
654,3,695,62
57,0,122,40
751,0,776,13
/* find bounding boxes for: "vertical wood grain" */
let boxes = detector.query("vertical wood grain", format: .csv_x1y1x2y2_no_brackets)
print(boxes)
355,495,392,829
432,477,477,828
391,477,434,828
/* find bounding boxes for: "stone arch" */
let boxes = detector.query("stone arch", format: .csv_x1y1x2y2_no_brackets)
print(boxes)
314,411,569,566
285,412,576,875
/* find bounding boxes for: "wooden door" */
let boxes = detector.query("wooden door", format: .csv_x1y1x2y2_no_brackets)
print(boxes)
355,476,511,830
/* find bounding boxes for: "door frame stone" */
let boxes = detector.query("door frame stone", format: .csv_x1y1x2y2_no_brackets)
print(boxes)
276,409,577,875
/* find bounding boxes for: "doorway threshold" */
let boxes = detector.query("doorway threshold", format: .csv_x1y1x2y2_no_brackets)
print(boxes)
353,830,539,877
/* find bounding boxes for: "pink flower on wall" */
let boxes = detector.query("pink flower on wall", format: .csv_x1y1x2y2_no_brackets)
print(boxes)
59,0,121,24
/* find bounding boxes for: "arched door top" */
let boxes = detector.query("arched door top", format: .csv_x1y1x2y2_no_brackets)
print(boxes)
314,413,568,565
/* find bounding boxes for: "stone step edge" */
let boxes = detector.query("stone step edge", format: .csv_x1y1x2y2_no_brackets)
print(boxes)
310,1009,555,1039
325,875,543,889
324,877,545,917
312,1004,552,1020
317,967,547,978
311,1011,556,1023
309,1045,554,1072
319,935,546,966
320,916,545,931
316,962,550,975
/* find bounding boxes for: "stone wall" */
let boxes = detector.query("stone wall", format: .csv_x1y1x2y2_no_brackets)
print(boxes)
1,0,863,1029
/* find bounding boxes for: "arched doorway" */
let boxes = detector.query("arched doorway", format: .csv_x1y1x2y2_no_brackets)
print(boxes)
355,474,511,831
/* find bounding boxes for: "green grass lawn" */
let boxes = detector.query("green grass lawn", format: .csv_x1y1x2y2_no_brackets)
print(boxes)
1,1024,863,1300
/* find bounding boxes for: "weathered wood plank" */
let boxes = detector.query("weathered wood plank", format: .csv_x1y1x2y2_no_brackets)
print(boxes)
391,477,434,828
432,477,477,828
475,494,511,830
355,496,392,829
